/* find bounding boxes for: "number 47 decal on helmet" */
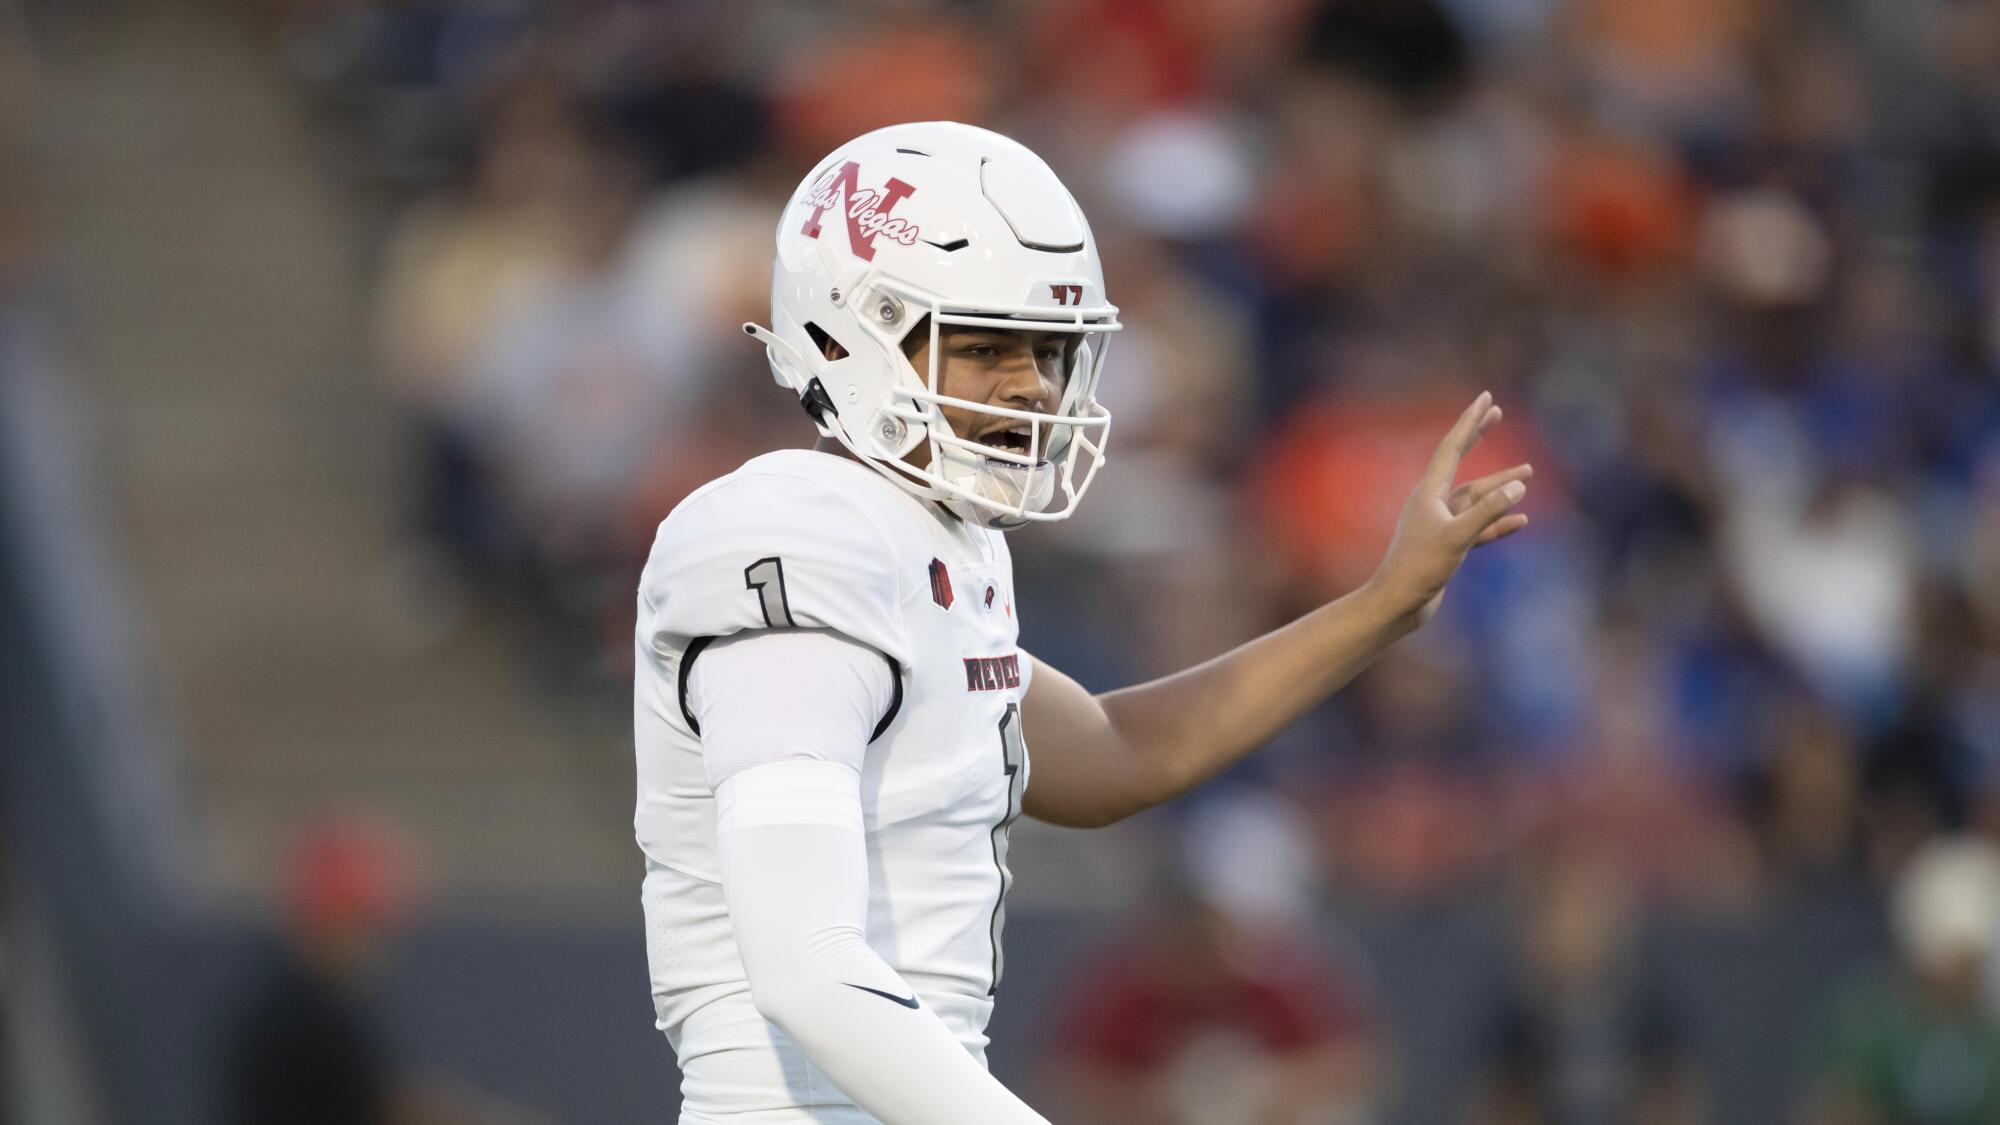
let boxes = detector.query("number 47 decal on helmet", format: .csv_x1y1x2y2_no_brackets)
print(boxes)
1048,284,1083,306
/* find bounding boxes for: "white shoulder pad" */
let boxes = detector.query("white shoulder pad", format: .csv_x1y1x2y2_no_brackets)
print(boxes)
639,467,911,668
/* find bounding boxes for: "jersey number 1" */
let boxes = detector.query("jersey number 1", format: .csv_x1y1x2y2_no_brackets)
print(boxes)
743,557,797,628
988,704,1027,995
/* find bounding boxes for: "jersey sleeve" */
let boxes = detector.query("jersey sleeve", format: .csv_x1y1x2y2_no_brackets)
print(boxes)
689,630,897,790
638,471,913,669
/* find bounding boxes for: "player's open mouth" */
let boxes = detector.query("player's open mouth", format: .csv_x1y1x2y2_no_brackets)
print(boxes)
976,425,1035,458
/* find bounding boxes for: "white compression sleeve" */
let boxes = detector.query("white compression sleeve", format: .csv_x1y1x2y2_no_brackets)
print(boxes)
715,764,1051,1125
693,635,1051,1125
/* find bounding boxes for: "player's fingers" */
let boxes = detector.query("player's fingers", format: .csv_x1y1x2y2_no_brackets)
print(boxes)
1448,463,1532,515
1448,463,1534,515
1474,512,1529,546
1423,392,1495,493
1452,477,1527,536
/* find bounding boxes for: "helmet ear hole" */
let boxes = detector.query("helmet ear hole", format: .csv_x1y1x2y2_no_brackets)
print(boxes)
803,321,848,361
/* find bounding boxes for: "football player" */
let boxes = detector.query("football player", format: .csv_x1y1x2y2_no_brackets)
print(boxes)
634,121,1530,1124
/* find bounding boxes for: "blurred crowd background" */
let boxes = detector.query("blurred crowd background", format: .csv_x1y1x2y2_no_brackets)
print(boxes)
8,0,2000,1122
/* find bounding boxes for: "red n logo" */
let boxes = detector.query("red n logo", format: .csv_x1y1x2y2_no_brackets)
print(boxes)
800,160,919,262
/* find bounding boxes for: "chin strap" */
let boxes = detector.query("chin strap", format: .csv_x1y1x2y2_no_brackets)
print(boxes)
800,381,837,424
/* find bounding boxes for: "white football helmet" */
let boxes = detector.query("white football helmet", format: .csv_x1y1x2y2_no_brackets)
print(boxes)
745,121,1119,528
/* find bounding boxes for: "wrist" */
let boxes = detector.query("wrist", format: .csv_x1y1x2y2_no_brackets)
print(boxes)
1356,570,1427,639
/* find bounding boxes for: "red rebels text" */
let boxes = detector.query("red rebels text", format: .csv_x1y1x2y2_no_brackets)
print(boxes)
963,653,1022,692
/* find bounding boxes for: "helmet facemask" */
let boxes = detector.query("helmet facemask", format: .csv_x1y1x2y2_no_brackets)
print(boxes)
864,279,1116,529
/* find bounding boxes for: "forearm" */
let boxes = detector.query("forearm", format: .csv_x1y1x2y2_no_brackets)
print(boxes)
1097,578,1415,812
1024,393,1531,828
720,762,1049,1125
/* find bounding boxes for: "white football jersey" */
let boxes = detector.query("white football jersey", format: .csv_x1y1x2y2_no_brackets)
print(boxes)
634,448,1032,1122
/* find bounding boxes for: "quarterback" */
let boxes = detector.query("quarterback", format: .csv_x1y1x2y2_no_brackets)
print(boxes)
633,121,1530,1123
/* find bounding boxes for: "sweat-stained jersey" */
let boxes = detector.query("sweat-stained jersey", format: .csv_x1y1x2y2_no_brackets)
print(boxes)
634,448,1032,1122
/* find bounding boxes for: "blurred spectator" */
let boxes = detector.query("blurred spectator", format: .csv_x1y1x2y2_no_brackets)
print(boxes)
1521,617,1753,908
1543,130,1698,283
1469,851,1703,1125
372,66,584,584
1312,640,1501,899
1751,697,1867,882
1723,480,1917,728
1806,837,2000,1125
1044,794,1390,1124
1303,0,1472,109
225,819,418,1125
769,19,993,160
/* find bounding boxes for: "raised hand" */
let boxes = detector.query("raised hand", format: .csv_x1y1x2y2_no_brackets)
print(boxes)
1367,391,1531,630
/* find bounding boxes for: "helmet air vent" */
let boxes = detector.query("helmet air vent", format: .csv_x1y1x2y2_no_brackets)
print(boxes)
979,154,1088,254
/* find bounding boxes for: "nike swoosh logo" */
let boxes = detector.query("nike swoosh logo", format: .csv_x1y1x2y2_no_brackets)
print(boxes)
843,983,919,1009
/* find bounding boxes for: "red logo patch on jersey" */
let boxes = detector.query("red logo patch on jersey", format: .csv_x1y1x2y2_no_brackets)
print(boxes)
928,557,954,610
800,160,920,262
964,653,1022,692
984,584,996,609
